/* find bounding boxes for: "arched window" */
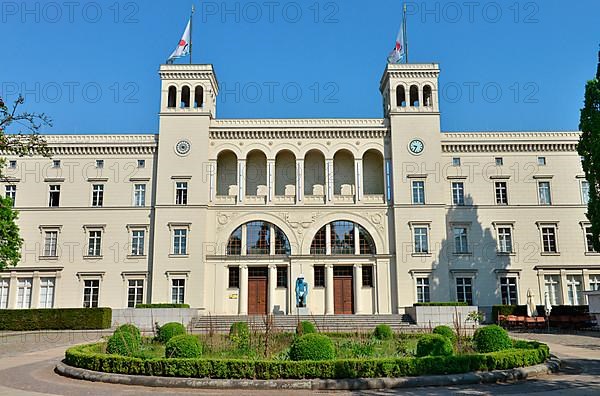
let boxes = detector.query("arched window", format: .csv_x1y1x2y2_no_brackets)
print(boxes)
181,86,191,108
167,86,177,108
227,221,291,256
217,150,238,196
194,86,204,108
396,85,406,107
409,85,419,107
310,221,376,255
423,85,432,107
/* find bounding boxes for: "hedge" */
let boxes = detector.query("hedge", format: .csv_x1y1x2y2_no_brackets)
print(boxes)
0,308,112,330
64,341,549,380
473,325,513,353
413,302,468,307
136,304,191,309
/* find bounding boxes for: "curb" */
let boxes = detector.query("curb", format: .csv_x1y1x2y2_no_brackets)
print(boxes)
55,358,561,390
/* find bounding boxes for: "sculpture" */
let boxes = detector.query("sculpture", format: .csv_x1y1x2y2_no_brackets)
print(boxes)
295,274,309,308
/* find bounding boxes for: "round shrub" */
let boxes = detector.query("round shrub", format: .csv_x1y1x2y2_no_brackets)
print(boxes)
289,334,335,361
229,322,250,350
296,321,316,335
157,322,186,343
106,331,140,356
114,324,141,344
373,324,393,340
165,334,203,358
416,334,453,357
473,324,512,353
432,325,456,344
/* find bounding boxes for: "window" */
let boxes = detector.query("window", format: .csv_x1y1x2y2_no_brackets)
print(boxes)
416,277,430,303
541,226,557,253
452,157,461,167
96,159,104,169
310,227,326,254
537,156,546,166
87,230,102,257
44,231,58,257
228,267,240,288
171,279,185,304
589,275,600,291
358,226,376,255
495,181,508,205
314,266,325,287
16,278,32,309
48,185,60,207
495,157,503,166
310,222,375,256
8,160,17,169
362,266,373,287
500,277,518,305
497,227,513,253
131,230,145,256
127,279,144,308
451,182,465,205
581,180,590,205
92,184,104,207
566,275,583,305
538,181,552,205
274,227,291,255
412,180,425,204
5,185,16,205
52,159,61,168
227,227,242,255
137,159,145,168
134,184,146,206
173,229,188,255
0,279,9,309
330,221,355,255
585,226,597,253
246,221,270,255
39,277,55,308
277,267,288,288
413,227,429,254
456,277,473,305
83,280,99,308
544,275,561,305
175,182,188,205
453,227,469,254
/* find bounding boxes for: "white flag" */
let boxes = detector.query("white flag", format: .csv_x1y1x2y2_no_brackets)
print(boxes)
387,22,405,64
168,19,191,62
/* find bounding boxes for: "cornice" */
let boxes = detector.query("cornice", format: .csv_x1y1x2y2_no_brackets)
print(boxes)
441,131,580,153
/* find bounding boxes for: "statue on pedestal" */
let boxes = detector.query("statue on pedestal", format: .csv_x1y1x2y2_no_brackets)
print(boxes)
295,274,309,308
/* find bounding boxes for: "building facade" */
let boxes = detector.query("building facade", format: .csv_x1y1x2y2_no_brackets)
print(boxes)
1,63,597,316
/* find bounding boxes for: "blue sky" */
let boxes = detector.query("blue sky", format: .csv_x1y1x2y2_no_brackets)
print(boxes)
2,0,599,134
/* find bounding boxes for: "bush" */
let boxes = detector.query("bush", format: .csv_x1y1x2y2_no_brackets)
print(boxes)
473,325,513,353
114,324,141,344
229,322,250,350
165,335,203,358
157,322,186,343
432,325,456,344
413,302,468,306
416,334,453,357
136,303,190,308
296,321,316,335
0,308,111,331
106,331,140,356
289,334,335,361
373,324,393,340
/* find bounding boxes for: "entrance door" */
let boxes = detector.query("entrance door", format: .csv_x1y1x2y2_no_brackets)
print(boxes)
333,266,354,314
248,267,268,315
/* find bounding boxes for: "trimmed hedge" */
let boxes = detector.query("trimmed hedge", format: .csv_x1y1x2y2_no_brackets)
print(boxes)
290,334,335,361
492,305,528,321
157,322,186,343
106,331,140,356
165,335,203,358
136,304,191,309
373,324,393,340
114,324,141,344
296,321,317,335
65,341,550,379
0,308,112,331
413,302,468,307
432,326,457,344
474,325,513,353
416,334,453,357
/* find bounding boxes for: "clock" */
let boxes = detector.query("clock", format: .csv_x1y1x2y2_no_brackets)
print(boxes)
175,140,191,156
408,139,424,155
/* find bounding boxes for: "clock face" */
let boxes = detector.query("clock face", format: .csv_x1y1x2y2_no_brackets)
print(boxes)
409,139,424,155
175,140,191,156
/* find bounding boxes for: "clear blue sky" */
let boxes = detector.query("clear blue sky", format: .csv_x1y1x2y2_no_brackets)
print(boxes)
2,0,599,134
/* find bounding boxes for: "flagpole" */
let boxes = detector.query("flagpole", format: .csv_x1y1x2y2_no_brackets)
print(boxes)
190,5,195,64
403,3,408,64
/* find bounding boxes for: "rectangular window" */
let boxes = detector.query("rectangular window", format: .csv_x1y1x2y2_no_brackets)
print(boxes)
246,221,271,255
87,230,102,257
314,266,325,287
44,231,58,257
96,159,104,169
452,157,461,166
589,275,600,291
566,275,583,305
500,277,518,305
416,277,430,303
362,265,373,287
173,229,188,255
585,226,597,253
581,180,590,205
276,267,288,288
52,159,61,168
39,277,55,308
453,227,469,254
83,280,99,308
497,227,513,253
137,159,145,168
16,278,32,309
127,279,144,308
413,227,429,254
544,275,561,305
495,181,508,205
495,157,503,166
452,182,465,205
541,226,557,253
228,267,240,288
537,156,546,166
456,277,473,305
92,184,104,207
8,160,17,169
0,279,9,309
49,185,60,207
5,185,16,205
134,184,146,206
412,180,425,204
175,182,188,205
330,221,355,255
131,230,145,256
171,279,185,304
538,181,552,205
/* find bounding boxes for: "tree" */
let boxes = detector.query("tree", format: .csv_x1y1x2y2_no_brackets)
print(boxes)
578,49,600,251
0,195,23,268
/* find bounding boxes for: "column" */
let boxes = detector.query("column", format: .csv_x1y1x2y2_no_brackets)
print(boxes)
354,224,360,255
269,224,276,256
268,265,277,315
325,224,332,255
582,269,590,304
209,159,216,202
372,263,379,314
354,158,363,202
296,158,304,203
325,264,334,315
239,265,248,315
325,158,334,202
237,159,246,203
383,159,391,204
7,272,18,309
267,159,275,202
31,271,41,308
560,269,569,305
241,225,247,256
354,264,363,314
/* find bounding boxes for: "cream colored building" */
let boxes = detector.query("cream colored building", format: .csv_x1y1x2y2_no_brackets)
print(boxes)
1,62,597,317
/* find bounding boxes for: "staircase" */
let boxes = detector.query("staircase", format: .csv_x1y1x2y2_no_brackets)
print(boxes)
192,314,415,333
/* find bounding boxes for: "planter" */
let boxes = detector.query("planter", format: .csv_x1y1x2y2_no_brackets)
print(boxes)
405,305,478,327
111,308,198,331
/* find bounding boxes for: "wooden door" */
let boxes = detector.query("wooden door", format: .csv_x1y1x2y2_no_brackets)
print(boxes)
248,268,268,315
334,275,354,314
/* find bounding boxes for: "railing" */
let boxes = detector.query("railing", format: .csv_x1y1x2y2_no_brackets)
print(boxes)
333,195,355,204
215,195,237,205
363,194,385,204
273,196,295,204
304,195,325,205
244,195,267,205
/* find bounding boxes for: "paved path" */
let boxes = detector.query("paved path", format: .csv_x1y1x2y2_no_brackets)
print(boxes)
0,331,598,395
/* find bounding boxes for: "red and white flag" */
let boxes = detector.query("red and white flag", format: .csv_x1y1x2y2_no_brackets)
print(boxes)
168,19,191,62
387,22,405,64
